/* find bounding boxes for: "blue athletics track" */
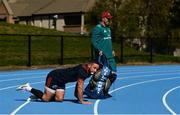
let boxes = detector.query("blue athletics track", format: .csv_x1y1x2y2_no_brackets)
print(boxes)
0,64,180,115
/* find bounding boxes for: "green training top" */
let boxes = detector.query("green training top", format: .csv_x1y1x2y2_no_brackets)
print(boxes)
91,23,113,58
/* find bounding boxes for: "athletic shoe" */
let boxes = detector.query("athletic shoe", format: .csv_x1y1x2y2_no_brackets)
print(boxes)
29,95,40,101
16,83,31,91
29,95,38,99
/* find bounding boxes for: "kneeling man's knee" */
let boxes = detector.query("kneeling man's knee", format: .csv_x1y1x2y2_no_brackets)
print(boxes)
55,96,63,102
42,95,51,102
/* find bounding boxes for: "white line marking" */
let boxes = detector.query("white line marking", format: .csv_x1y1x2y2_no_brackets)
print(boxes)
0,76,45,83
119,70,180,75
1,71,180,91
10,84,76,115
0,65,179,77
10,98,31,115
117,72,180,80
0,71,172,91
118,65,180,71
1,69,180,83
94,76,180,115
1,70,180,114
1,69,179,114
1,67,180,82
0,72,47,77
162,85,180,115
0,81,44,91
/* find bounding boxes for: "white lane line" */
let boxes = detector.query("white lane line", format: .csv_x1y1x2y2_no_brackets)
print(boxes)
10,84,76,115
1,69,180,83
0,65,179,77
10,98,31,115
118,65,180,70
117,72,180,80
0,76,45,83
0,81,44,91
0,72,165,91
118,66,180,71
162,85,180,115
119,70,180,75
1,70,179,114
0,72,47,77
0,66,180,82
94,76,180,115
1,71,180,91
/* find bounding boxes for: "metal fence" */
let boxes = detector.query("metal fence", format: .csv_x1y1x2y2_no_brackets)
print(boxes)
0,34,179,67
0,34,92,66
117,36,180,63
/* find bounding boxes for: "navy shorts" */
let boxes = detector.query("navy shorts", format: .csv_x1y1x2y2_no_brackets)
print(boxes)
45,73,66,92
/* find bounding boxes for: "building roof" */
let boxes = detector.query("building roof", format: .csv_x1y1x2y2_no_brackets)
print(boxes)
9,0,53,16
1,0,13,15
34,0,95,15
7,0,95,17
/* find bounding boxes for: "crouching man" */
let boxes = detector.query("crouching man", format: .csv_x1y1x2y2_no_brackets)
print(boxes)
17,62,99,104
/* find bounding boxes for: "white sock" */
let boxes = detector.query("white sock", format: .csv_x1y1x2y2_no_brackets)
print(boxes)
26,86,32,92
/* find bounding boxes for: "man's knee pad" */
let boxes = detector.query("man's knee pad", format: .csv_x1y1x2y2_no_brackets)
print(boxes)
93,70,101,81
109,73,117,84
88,70,101,91
89,79,96,90
104,79,111,94
104,74,117,94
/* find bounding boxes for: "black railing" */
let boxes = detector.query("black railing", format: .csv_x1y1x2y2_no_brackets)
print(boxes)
0,34,91,66
0,34,179,67
28,35,31,66
60,35,64,65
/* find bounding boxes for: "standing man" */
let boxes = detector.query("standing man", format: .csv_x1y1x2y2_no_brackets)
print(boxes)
91,11,117,86
17,62,99,104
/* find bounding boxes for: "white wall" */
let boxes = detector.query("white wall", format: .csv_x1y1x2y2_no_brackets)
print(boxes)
56,15,65,31
18,13,84,33
34,16,42,27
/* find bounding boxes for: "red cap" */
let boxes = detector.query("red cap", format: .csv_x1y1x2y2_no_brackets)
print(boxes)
101,11,112,19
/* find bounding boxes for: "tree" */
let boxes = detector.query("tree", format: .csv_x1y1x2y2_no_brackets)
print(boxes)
170,0,180,29
85,0,124,40
137,0,173,54
86,0,173,40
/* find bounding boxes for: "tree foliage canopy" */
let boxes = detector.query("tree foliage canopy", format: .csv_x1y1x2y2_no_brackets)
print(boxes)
86,0,179,39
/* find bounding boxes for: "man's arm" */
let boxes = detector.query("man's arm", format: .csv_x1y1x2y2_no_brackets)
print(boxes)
75,77,92,104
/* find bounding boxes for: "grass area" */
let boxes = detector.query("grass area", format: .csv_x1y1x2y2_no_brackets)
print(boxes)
0,34,92,66
0,22,92,66
0,22,179,67
0,22,71,35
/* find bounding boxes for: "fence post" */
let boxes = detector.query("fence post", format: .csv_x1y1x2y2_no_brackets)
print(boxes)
167,35,171,55
150,37,153,63
120,37,124,63
60,36,64,65
28,35,31,67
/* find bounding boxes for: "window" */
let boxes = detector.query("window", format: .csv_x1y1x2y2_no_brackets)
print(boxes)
64,15,81,25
